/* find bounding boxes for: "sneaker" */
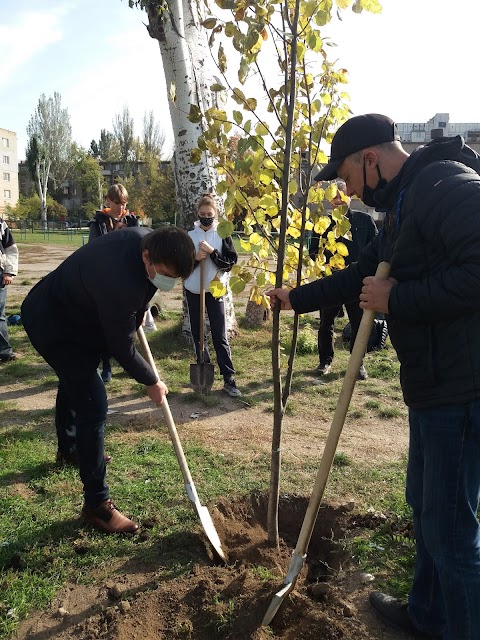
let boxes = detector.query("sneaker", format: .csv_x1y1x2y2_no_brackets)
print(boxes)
143,321,157,333
224,379,242,397
56,450,112,467
315,361,331,375
101,369,112,383
81,499,138,534
0,352,19,363
369,592,441,638
150,304,160,318
357,364,368,380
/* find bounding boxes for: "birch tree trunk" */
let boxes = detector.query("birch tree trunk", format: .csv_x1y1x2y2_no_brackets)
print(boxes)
142,0,238,337
145,0,219,229
36,158,50,228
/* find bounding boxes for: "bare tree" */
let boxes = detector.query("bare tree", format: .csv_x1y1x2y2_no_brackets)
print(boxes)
113,106,136,174
26,92,72,224
142,110,169,159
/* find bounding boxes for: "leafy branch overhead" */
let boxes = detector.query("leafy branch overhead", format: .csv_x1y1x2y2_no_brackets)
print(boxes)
181,0,381,307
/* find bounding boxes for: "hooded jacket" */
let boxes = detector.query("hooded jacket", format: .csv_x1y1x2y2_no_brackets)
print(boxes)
289,136,480,409
0,219,18,276
184,220,237,295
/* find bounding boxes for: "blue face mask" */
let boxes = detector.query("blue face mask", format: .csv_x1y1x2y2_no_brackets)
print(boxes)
149,272,179,291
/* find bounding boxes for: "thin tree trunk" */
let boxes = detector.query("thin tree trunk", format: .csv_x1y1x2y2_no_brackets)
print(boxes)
267,0,301,548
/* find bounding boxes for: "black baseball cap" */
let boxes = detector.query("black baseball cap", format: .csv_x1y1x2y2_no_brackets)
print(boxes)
315,114,400,182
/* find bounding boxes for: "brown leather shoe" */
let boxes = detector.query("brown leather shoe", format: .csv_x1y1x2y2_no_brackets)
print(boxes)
81,499,139,534
56,450,112,467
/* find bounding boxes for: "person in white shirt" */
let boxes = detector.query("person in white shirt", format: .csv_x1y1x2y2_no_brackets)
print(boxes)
184,194,241,397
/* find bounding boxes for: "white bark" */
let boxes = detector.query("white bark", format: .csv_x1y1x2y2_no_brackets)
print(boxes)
36,158,51,227
151,0,219,228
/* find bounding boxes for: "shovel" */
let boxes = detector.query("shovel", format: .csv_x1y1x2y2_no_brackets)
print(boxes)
262,261,391,627
190,259,215,394
137,326,227,563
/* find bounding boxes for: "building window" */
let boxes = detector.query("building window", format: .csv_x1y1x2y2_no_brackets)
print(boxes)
2,137,9,148
438,121,447,128
4,189,11,198
3,155,9,164
3,172,10,181
63,187,69,195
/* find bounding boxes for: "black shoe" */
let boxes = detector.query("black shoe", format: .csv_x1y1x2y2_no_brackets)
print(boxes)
369,592,441,638
315,361,331,375
357,364,368,380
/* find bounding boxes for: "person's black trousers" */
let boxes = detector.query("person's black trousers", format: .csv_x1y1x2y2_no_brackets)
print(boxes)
318,300,363,365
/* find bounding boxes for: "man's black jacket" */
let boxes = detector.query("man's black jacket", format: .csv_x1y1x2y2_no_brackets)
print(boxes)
290,136,480,409
22,227,158,385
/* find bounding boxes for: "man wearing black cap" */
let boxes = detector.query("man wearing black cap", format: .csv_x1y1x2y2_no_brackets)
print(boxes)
268,113,480,639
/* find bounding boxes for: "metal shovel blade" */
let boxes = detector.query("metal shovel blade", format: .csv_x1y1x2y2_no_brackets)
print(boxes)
190,361,215,395
186,483,228,562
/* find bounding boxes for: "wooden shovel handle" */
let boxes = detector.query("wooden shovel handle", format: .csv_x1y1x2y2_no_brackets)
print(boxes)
199,259,206,365
137,326,194,487
294,261,391,555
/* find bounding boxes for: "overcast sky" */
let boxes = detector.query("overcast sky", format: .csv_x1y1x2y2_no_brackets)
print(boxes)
1,0,479,160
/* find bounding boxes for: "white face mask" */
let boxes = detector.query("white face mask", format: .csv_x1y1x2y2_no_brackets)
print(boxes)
149,272,179,291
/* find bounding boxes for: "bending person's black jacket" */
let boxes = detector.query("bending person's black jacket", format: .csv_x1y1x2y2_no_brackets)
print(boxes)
290,135,480,409
21,227,158,386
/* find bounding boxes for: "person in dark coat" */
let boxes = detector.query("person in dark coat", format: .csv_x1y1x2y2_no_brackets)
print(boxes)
88,183,137,382
21,226,195,534
309,179,377,380
268,114,480,640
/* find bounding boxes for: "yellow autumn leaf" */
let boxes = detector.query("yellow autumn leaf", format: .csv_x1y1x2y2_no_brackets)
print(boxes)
335,242,349,257
240,238,251,251
210,279,226,298
314,216,331,235
329,253,346,269
287,226,301,238
250,232,262,245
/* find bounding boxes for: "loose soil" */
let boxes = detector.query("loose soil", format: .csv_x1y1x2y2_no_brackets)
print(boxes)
10,244,411,640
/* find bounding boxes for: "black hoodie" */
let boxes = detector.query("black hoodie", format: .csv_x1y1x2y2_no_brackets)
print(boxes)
290,136,480,409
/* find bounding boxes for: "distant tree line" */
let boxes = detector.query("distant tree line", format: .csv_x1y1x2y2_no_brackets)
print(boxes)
7,93,176,226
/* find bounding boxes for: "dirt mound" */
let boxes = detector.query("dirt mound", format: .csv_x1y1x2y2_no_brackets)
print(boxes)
15,494,399,640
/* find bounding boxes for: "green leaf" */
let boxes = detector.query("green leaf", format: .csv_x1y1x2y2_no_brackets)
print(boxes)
239,57,249,84
233,110,243,125
202,17,218,29
188,104,203,124
255,122,269,136
210,82,226,92
230,275,247,294
225,21,236,37
359,0,382,13
217,217,235,238
189,148,202,164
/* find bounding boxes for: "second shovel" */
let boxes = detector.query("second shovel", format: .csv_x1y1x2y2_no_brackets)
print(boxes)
190,258,215,394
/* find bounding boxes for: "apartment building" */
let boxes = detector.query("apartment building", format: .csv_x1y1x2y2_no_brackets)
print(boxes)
397,113,480,155
0,128,19,215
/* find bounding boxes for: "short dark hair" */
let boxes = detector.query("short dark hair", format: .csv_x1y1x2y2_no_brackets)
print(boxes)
141,227,196,279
